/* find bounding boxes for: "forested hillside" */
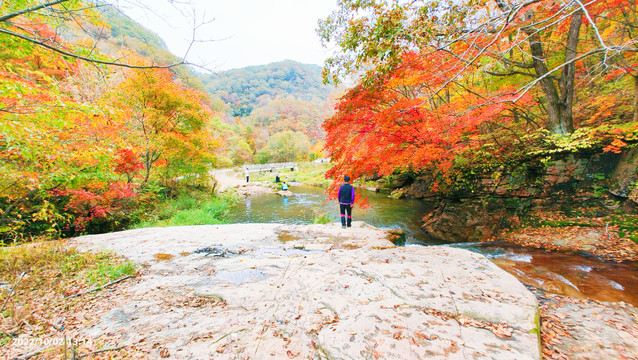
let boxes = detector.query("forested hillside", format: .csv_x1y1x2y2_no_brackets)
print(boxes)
197,61,335,163
200,60,332,117
98,6,206,91
100,6,167,50
101,11,333,164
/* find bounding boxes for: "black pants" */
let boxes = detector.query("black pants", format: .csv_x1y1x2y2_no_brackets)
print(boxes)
340,204,352,227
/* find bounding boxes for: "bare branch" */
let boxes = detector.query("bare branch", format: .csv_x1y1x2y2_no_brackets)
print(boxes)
0,271,26,312
573,0,610,50
485,70,537,78
499,57,535,69
81,345,126,357
0,27,187,69
15,346,46,360
513,48,607,100
65,275,134,299
0,0,69,22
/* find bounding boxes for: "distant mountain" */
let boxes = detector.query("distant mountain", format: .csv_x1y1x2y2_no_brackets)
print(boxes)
199,60,333,117
93,11,333,118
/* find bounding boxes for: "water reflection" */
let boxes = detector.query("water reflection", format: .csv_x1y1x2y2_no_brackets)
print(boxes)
228,185,435,244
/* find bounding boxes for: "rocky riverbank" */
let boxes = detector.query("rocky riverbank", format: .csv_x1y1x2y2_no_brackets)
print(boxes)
532,288,638,360
7,223,540,359
5,222,637,359
501,225,638,262
393,147,638,262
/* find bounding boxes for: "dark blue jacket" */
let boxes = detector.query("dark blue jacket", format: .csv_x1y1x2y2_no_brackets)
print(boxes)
338,183,355,205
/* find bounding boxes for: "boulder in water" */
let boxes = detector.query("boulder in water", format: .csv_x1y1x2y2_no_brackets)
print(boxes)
276,190,294,196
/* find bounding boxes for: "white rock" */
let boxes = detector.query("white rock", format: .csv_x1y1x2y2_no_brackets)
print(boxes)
71,223,540,360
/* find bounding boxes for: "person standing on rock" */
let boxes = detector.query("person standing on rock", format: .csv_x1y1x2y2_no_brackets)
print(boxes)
338,175,355,228
245,167,250,183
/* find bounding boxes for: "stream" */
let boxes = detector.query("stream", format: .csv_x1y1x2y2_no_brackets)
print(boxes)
228,185,638,306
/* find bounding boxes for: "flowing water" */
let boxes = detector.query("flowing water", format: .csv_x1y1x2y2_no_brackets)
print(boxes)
228,185,638,306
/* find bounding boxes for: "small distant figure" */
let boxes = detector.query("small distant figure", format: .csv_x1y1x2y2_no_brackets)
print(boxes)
282,181,288,191
338,175,355,228
245,167,250,183
275,173,281,183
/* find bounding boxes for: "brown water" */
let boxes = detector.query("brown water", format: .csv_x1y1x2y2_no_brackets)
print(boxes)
228,185,638,306
455,242,638,306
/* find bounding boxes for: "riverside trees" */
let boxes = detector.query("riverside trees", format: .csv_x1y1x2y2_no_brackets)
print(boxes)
0,1,240,240
318,0,638,192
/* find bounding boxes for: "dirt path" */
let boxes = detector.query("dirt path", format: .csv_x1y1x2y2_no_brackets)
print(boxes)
211,169,246,191
212,169,273,196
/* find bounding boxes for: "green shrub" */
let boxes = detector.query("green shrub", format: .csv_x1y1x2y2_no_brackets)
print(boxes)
134,188,240,228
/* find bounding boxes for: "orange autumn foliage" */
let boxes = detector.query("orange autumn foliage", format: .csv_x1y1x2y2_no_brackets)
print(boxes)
323,51,534,199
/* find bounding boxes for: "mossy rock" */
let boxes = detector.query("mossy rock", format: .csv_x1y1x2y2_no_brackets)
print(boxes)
387,229,406,246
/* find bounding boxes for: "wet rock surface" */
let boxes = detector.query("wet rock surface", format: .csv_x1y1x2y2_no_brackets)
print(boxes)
531,288,638,360
609,147,638,203
504,226,638,262
276,190,294,197
72,223,540,359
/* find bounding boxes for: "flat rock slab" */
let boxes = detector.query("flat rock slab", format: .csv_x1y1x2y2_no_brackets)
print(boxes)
236,183,274,197
72,223,540,359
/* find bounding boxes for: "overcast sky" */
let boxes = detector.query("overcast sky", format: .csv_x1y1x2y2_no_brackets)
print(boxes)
120,0,339,71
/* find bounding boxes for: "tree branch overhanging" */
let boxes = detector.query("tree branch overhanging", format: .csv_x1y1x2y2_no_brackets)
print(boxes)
0,27,188,69
0,0,69,23
0,1,219,71
485,70,538,78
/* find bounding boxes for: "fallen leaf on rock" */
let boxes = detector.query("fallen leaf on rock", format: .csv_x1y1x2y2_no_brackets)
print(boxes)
216,343,228,354
287,350,299,358
159,347,170,358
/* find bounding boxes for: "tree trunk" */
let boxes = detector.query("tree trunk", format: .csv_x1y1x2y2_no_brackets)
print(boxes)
557,9,582,134
634,75,638,123
143,156,152,183
525,10,582,135
527,32,565,134
143,150,159,183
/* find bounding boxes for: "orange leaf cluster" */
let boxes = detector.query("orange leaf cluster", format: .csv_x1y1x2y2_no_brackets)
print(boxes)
323,51,534,198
